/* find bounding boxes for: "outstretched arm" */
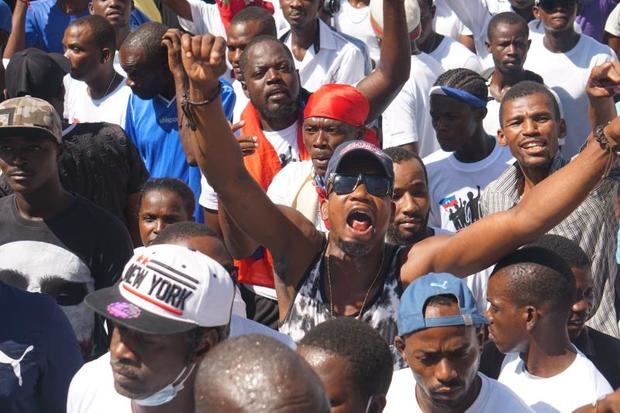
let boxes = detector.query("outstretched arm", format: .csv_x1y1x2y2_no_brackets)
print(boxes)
402,118,620,284
179,34,324,307
3,0,27,59
356,0,411,123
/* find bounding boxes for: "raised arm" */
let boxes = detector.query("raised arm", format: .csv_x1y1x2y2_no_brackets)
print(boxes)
179,34,324,304
588,62,620,131
356,0,411,123
402,117,620,284
3,0,27,59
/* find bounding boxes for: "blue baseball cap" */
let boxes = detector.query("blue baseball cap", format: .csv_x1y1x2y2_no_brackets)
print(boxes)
397,273,488,336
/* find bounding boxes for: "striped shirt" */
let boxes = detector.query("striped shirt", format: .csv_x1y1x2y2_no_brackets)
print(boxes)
481,155,619,337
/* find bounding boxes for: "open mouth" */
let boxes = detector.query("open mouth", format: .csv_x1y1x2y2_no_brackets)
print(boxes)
346,210,374,234
521,139,547,154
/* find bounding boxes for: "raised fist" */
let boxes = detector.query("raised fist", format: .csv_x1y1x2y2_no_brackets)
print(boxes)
587,62,620,99
180,34,227,93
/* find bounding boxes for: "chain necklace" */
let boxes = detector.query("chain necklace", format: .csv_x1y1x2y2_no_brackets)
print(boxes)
326,247,385,319
90,72,118,100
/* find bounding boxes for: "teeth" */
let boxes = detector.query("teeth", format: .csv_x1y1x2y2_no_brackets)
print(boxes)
523,142,543,149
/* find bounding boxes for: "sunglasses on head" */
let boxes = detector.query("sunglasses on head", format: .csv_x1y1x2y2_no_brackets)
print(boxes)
537,0,577,11
327,173,393,197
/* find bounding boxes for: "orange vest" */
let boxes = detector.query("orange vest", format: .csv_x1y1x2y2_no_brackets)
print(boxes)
235,103,308,288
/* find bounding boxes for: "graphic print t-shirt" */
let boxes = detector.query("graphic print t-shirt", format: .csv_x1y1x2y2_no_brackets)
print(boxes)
0,195,133,358
424,143,514,232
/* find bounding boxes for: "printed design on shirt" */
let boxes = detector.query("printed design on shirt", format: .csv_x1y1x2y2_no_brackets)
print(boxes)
107,302,142,319
439,186,481,231
0,241,95,353
0,345,33,386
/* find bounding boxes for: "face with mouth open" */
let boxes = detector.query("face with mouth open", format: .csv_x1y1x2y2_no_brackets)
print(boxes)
498,91,564,171
321,154,394,257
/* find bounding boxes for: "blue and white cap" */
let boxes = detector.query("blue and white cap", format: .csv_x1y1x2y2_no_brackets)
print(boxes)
397,272,488,336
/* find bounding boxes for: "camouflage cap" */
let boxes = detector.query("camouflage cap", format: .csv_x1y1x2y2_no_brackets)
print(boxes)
0,97,62,143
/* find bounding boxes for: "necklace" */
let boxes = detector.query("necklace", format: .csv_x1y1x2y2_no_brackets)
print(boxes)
90,72,118,100
326,247,385,319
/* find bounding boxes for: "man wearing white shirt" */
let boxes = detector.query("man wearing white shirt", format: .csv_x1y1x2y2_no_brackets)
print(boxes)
417,0,483,73
279,0,366,91
524,0,617,158
443,0,535,68
66,244,294,413
424,69,514,233
483,12,544,135
385,273,533,413
486,247,613,412
377,0,444,156
62,15,130,126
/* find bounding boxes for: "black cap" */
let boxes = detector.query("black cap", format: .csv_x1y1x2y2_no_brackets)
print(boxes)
325,140,394,181
5,48,70,100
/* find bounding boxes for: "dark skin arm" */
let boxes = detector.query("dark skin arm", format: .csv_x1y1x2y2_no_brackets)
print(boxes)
180,34,324,315
588,62,620,130
356,0,410,123
3,0,26,59
163,28,197,166
400,66,620,284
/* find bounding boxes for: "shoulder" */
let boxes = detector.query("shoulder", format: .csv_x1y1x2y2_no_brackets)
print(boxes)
423,150,452,171
68,353,127,412
230,315,296,349
70,195,130,235
385,368,417,412
410,53,444,78
580,34,617,59
478,373,534,412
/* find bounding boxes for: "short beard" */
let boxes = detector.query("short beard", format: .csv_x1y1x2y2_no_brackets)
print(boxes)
334,238,373,257
257,101,298,123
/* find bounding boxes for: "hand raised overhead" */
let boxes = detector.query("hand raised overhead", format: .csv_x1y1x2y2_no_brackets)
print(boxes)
180,33,227,94
587,62,620,99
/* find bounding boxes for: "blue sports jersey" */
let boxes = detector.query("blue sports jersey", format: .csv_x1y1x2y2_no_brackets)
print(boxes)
125,78,235,222
0,0,11,33
25,0,150,53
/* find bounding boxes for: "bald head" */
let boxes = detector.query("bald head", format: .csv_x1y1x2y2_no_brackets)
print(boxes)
195,335,330,413
121,21,168,64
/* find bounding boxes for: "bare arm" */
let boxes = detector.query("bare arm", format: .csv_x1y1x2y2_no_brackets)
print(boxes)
163,29,197,165
218,202,260,259
401,123,617,284
356,0,410,123
180,34,324,307
161,0,192,21
3,0,27,59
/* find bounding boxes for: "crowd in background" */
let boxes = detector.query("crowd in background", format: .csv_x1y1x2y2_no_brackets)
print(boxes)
3,0,620,412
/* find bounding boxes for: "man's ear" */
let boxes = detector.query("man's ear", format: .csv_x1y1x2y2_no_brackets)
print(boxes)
88,1,94,14
485,40,491,54
101,48,112,63
558,118,567,139
475,107,488,123
497,127,507,146
524,306,539,332
191,328,221,361
533,6,541,20
241,80,250,98
319,197,329,222
394,336,407,362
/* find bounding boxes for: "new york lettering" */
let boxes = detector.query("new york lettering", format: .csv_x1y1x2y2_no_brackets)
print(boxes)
123,264,149,289
148,275,193,311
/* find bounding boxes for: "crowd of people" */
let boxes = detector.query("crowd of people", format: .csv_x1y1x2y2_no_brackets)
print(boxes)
3,0,620,411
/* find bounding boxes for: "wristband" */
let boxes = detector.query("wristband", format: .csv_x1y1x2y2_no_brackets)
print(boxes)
181,83,222,131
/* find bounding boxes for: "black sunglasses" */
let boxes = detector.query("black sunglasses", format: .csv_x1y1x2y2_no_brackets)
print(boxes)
327,173,393,197
537,0,577,12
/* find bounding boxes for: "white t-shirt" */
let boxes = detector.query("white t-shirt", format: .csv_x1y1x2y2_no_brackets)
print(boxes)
232,79,249,123
605,4,620,37
113,51,127,77
498,351,612,413
199,120,301,210
333,0,380,62
385,369,534,413
434,0,473,40
177,0,227,38
282,19,366,92
66,316,295,413
63,75,131,127
430,35,483,73
484,97,502,138
424,142,514,232
524,34,617,158
381,52,444,157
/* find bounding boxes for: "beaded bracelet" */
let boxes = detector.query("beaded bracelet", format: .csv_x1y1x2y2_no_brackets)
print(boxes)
181,83,222,131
